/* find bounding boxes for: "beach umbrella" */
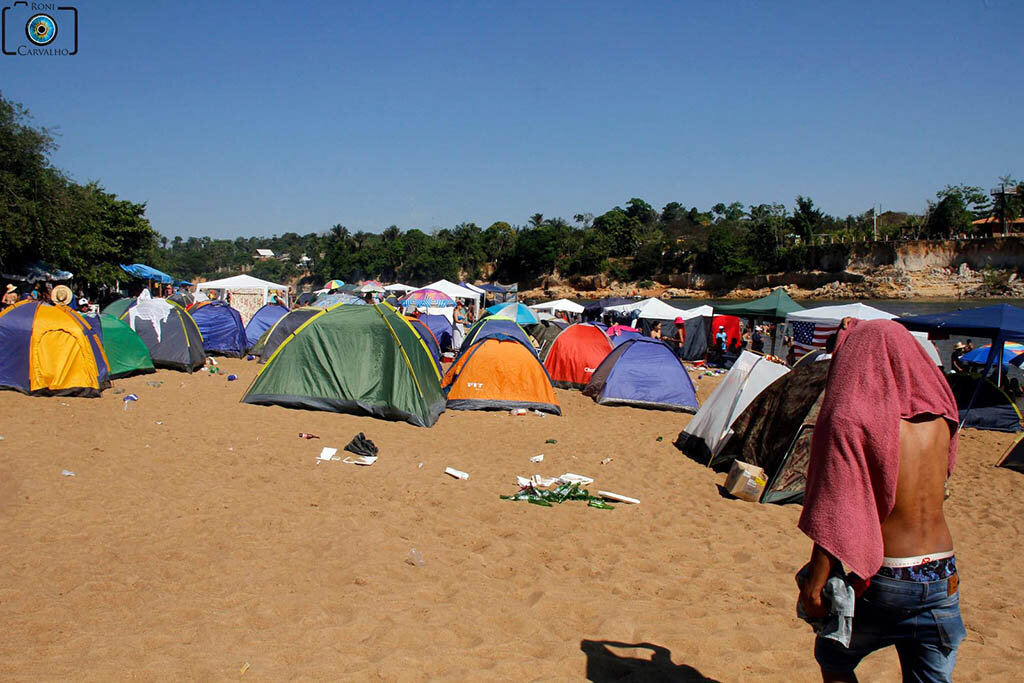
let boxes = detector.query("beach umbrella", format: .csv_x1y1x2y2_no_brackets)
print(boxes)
485,302,538,325
965,342,1024,366
323,279,345,291
400,288,456,308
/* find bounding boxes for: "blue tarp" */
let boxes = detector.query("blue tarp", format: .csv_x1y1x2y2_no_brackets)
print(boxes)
897,304,1024,342
2,261,73,282
190,301,247,357
244,303,290,348
583,337,699,412
120,263,191,286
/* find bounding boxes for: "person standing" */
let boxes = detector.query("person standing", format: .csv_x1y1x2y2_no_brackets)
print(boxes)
671,317,687,358
2,283,18,309
715,325,728,352
796,319,964,682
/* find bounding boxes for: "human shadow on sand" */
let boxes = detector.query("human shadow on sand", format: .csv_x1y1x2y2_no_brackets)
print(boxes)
580,640,721,682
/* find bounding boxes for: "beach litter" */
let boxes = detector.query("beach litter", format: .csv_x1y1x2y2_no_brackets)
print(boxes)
600,457,613,465
246,355,256,361
407,548,425,567
122,393,139,410
317,447,338,462
501,481,614,509
240,662,250,675
61,470,76,477
145,380,163,388
344,432,378,457
545,438,558,444
227,374,238,381
298,432,320,440
530,454,544,463
656,436,664,442
509,408,528,416
445,467,469,480
597,490,640,504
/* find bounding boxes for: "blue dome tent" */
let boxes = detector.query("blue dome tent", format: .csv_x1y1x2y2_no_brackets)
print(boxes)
583,337,699,412
188,300,247,357
244,303,290,349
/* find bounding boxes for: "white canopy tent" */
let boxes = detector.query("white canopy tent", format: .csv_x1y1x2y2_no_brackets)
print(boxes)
384,283,417,293
425,279,482,317
604,297,709,321
195,274,290,306
785,303,941,366
529,298,585,314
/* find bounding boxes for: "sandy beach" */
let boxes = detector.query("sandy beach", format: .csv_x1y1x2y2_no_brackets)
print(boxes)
1,358,1022,681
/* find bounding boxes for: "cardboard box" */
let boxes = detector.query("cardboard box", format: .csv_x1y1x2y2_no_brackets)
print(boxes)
724,460,767,502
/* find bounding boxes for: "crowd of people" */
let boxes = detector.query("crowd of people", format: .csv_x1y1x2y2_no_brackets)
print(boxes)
1,281,94,313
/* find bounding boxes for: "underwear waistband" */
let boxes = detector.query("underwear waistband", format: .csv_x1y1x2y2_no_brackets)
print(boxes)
881,550,955,568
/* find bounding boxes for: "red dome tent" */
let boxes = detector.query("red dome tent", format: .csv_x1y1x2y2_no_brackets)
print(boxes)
543,323,613,389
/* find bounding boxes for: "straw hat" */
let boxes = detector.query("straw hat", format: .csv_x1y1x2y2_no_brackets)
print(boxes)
51,285,73,305
953,342,966,351
5,283,15,293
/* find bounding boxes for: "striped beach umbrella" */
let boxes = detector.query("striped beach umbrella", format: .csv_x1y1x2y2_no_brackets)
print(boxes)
323,279,345,291
399,288,456,308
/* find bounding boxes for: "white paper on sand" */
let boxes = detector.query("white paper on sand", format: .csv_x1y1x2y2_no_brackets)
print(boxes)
445,467,469,480
597,490,640,504
517,475,532,488
558,472,594,485
318,447,338,462
342,455,377,466
532,474,559,487
530,454,544,463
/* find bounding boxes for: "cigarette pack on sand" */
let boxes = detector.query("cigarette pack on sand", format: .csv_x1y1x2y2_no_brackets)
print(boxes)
724,460,767,502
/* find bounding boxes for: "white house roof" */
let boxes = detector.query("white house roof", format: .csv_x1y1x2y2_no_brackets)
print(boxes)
254,249,275,257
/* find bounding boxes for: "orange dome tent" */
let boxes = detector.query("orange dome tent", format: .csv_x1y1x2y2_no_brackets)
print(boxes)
443,337,560,414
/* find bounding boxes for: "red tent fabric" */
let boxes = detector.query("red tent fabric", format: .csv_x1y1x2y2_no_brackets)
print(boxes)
711,315,741,350
543,323,614,389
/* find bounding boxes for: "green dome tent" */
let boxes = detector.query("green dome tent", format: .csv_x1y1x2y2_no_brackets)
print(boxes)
242,304,445,427
95,314,155,378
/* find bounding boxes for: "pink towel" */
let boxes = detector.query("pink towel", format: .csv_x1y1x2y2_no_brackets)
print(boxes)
798,319,959,579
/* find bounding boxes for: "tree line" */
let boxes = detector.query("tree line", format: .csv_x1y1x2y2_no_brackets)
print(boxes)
2,92,1020,291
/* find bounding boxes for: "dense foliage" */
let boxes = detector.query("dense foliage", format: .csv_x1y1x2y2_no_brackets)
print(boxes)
3,92,1020,290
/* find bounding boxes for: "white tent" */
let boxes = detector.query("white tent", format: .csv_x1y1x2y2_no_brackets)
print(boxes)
785,303,941,365
529,298,585,314
425,279,482,317
678,304,715,320
195,274,289,306
678,351,791,463
385,283,417,293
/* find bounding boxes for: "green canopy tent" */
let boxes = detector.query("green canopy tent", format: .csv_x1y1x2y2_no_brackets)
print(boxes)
95,313,155,379
242,304,445,427
713,288,804,355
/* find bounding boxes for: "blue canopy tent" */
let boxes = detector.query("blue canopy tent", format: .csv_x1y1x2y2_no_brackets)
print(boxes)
120,263,191,286
898,304,1024,428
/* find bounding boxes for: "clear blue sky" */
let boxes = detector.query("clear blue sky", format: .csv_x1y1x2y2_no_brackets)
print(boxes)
3,0,1022,239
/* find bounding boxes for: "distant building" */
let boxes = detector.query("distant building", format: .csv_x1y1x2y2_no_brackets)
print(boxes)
253,249,275,261
972,216,1024,237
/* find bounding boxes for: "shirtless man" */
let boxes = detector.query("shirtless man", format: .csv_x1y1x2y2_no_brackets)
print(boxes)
797,319,964,682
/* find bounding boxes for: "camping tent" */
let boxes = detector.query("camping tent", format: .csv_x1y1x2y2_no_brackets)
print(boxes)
485,302,538,325
544,323,614,389
405,316,444,374
583,337,699,412
605,324,642,347
529,299,585,315
420,314,455,352
0,301,110,396
252,306,324,363
945,373,1023,433
442,337,560,415
122,293,206,372
242,304,445,427
530,319,569,360
460,316,534,355
675,351,790,463
188,300,248,357
102,296,136,319
710,356,832,504
424,279,482,317
712,288,804,320
787,304,941,364
998,433,1024,473
244,303,290,348
312,293,365,308
94,313,155,379
195,274,290,308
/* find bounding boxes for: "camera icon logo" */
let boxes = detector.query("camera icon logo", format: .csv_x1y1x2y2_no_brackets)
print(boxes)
2,1,78,56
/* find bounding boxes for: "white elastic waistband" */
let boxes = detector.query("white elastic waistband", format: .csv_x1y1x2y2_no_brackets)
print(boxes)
881,550,955,568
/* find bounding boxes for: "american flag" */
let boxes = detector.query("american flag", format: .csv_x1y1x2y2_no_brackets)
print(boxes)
791,320,840,356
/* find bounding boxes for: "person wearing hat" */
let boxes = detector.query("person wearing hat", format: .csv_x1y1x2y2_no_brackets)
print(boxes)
715,324,728,352
50,284,74,306
672,316,687,358
2,283,18,309
950,342,967,373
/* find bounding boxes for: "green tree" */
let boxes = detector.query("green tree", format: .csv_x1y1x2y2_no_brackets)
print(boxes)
924,185,989,238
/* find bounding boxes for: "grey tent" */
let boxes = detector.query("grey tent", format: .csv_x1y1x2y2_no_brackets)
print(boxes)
120,296,205,372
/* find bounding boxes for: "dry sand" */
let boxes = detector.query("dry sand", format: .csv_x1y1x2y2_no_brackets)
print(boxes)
1,358,1022,681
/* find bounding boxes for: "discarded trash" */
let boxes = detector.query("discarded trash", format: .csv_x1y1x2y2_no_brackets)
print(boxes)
418,462,424,468
342,455,377,466
545,438,558,444
61,469,75,477
298,432,320,440
246,355,256,361
656,436,664,442
509,408,528,416
145,380,163,388
123,393,139,410
344,433,379,458
318,447,338,462
240,662,250,675
558,472,594,485
533,410,547,417
597,490,640,504
407,548,425,567
227,374,238,381
532,474,559,487
154,421,163,425
530,454,544,463
501,481,614,510
517,475,532,487
445,467,469,480
600,457,613,465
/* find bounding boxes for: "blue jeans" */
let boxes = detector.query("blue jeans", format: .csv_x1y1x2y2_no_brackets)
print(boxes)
815,571,965,682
